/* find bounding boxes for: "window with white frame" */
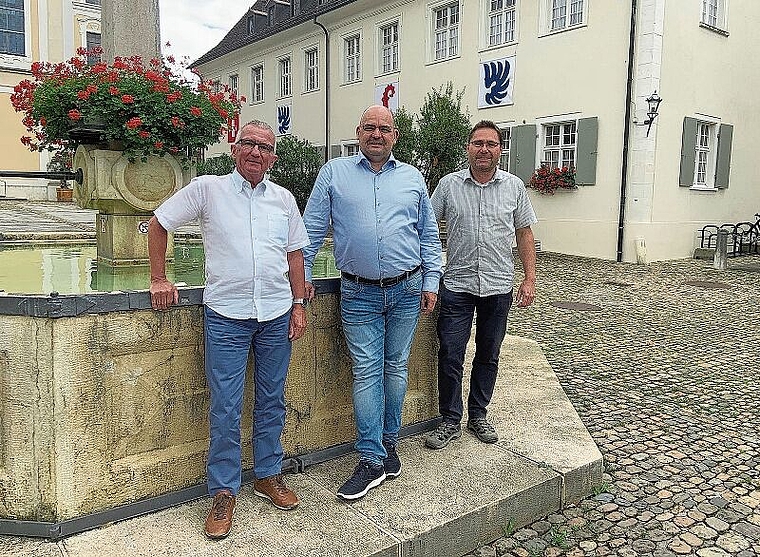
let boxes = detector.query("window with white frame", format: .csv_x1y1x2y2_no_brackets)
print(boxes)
86,32,101,65
693,121,716,187
542,121,576,169
251,64,264,103
488,0,516,47
279,57,292,97
432,2,459,61
304,47,319,92
228,74,238,95
344,34,361,83
379,21,399,74
0,0,25,56
548,0,585,32
343,143,360,156
499,127,511,169
701,0,727,30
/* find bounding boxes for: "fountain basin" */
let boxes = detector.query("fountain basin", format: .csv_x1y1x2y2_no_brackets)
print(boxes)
0,281,439,528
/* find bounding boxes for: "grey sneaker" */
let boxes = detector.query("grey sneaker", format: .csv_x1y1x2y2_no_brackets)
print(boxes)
424,420,461,449
467,417,498,444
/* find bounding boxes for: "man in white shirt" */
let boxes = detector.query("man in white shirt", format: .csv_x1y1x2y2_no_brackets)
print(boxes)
148,120,309,539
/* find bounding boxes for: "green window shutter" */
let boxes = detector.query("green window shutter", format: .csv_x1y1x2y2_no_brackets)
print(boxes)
575,117,598,185
714,123,733,189
509,124,537,185
330,144,342,159
679,117,698,187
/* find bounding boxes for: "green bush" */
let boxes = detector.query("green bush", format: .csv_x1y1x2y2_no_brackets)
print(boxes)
270,135,323,213
196,153,235,176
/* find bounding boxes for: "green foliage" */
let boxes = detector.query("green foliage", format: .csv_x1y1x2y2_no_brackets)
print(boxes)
392,106,417,166
591,481,612,495
415,82,470,194
270,135,323,213
197,153,235,176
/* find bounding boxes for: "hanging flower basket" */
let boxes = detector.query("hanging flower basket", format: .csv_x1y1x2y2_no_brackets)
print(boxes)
528,164,577,195
11,47,242,162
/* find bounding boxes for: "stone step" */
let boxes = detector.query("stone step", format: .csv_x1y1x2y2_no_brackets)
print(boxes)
2,336,602,557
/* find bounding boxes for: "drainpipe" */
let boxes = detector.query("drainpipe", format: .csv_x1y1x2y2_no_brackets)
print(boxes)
314,16,330,160
617,0,637,262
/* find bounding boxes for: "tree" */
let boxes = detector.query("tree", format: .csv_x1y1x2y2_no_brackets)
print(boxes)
269,135,323,212
196,153,235,176
392,106,418,167
415,82,471,194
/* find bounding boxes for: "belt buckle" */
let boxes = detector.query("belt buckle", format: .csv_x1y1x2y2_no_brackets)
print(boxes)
378,277,385,288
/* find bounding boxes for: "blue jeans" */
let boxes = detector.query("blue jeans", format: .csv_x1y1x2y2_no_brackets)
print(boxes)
203,306,291,496
437,284,513,423
340,271,423,465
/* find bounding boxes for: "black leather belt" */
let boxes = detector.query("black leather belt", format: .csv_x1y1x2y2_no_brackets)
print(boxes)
342,265,421,287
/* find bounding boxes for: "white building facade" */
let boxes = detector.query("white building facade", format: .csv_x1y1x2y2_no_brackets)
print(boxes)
195,0,759,262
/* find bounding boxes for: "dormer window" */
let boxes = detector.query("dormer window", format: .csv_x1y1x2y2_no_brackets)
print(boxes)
268,5,275,26
247,15,255,35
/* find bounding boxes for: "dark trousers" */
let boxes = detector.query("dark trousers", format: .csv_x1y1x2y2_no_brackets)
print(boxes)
437,284,513,423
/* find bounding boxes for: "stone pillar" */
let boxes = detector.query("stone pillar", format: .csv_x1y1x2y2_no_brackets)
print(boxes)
714,229,729,270
101,0,161,63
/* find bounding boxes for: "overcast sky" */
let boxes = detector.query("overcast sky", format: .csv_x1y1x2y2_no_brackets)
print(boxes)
159,0,253,67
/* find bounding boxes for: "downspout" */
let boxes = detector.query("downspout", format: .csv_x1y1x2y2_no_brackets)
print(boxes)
617,0,637,262
314,16,330,160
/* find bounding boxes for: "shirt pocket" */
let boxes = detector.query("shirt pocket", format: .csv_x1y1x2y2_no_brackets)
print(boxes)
267,214,289,247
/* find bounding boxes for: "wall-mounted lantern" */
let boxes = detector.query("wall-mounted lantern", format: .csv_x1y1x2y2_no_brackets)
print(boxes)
643,91,662,137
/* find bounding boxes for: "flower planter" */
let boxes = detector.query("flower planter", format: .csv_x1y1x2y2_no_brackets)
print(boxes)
56,187,73,202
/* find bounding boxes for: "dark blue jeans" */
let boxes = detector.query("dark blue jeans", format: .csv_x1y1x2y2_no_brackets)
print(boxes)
437,284,513,423
203,306,292,495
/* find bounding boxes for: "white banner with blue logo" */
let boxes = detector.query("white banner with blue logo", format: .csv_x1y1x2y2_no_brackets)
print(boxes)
478,56,516,109
276,103,292,135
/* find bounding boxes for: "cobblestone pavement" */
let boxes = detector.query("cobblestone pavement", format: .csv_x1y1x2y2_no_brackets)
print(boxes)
465,253,760,557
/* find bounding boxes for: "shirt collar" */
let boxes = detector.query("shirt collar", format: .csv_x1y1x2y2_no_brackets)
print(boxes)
463,167,508,186
232,168,267,192
356,150,398,172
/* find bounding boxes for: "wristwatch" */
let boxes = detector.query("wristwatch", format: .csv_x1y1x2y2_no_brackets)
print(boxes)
293,298,308,307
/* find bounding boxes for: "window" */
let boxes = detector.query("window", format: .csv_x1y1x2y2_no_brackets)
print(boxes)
379,22,399,74
85,0,101,5
542,121,576,169
0,0,25,56
279,57,292,97
86,32,101,65
247,16,255,35
548,0,585,32
343,143,360,156
268,5,275,26
488,0,516,46
344,34,361,83
694,122,715,187
228,74,238,95
304,48,318,92
701,0,727,30
679,117,732,189
433,2,459,61
251,64,264,103
499,127,511,169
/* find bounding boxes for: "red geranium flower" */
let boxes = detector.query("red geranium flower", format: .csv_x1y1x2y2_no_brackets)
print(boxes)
126,117,142,129
138,130,150,139
68,109,82,121
190,106,202,117
121,94,135,104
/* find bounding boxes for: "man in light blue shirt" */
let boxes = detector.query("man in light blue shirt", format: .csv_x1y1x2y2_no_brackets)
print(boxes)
148,120,308,539
303,105,442,501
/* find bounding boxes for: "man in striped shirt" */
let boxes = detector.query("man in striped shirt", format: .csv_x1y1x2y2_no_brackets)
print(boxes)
425,120,538,449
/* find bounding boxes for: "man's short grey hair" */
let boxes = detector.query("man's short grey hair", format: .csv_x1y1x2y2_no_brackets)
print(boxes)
235,120,276,143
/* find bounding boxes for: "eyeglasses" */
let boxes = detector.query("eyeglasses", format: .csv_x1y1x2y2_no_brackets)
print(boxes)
469,140,501,150
236,139,275,153
361,124,395,135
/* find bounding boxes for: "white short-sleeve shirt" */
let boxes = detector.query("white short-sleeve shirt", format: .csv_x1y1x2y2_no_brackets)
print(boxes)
155,170,309,321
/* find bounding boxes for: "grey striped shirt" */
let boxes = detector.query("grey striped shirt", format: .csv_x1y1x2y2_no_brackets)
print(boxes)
431,168,537,297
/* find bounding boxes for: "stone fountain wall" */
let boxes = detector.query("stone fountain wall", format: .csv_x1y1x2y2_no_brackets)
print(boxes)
0,285,439,522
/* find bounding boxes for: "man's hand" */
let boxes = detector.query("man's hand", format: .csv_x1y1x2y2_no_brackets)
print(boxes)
150,277,179,310
421,291,437,315
305,281,316,301
515,279,535,308
289,304,307,340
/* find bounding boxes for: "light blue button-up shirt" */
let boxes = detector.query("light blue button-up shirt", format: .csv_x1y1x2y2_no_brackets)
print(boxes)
155,170,309,321
302,152,442,293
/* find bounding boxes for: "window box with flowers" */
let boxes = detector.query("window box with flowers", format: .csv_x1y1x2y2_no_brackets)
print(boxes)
11,47,242,163
528,164,577,195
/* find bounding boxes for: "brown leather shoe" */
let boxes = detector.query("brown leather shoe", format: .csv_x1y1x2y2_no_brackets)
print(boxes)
204,490,235,539
253,474,299,510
